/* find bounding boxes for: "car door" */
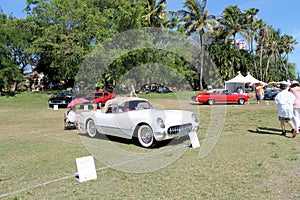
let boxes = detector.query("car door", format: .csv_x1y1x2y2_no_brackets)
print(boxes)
98,105,133,139
223,90,236,102
211,91,226,102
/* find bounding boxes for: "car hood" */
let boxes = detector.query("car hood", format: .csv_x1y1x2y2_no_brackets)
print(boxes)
132,109,196,125
48,97,71,101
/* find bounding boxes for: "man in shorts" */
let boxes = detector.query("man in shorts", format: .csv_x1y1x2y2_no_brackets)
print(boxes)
274,82,297,137
255,83,264,104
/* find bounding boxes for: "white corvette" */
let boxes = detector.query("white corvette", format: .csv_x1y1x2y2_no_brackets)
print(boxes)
79,97,200,148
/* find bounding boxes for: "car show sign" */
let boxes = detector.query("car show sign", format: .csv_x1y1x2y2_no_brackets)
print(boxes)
188,132,200,149
75,156,97,182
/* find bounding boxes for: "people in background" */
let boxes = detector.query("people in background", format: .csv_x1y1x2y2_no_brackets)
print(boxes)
290,80,300,136
67,106,81,131
130,80,138,97
255,83,264,104
236,86,243,94
274,82,297,138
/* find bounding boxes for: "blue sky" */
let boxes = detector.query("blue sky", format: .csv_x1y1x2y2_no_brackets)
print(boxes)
1,0,300,72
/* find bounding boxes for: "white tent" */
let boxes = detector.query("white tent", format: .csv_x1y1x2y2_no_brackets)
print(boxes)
225,72,246,93
244,72,266,85
225,72,265,93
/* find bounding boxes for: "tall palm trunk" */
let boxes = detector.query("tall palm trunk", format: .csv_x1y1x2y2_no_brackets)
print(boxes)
199,33,204,90
285,54,289,80
259,44,263,80
250,36,258,78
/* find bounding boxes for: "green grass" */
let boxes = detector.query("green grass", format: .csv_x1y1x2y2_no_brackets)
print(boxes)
0,92,299,199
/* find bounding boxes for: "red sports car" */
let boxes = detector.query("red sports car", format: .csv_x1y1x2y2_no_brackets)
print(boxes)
191,89,250,105
86,91,116,107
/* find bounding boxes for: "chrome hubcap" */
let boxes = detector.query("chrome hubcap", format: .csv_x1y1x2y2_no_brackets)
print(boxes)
141,128,152,144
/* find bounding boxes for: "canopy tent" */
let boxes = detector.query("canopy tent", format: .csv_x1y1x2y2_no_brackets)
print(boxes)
225,72,246,93
244,72,266,86
225,72,265,93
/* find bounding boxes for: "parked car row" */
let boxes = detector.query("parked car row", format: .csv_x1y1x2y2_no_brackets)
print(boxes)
48,91,115,108
139,83,173,94
49,88,255,109
52,88,261,148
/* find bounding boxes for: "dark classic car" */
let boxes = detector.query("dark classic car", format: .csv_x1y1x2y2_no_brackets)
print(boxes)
48,92,73,108
191,89,250,105
263,88,280,100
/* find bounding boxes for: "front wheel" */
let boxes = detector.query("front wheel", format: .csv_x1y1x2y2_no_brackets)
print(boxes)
207,99,215,105
86,119,97,137
136,125,155,148
238,98,245,105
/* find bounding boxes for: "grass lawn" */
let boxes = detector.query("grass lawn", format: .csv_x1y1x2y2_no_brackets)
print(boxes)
0,91,299,200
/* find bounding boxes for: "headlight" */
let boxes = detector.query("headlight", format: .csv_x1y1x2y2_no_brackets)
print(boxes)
192,114,199,123
156,118,165,128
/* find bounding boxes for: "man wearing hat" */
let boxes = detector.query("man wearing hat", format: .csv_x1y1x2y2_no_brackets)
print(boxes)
275,81,297,137
290,80,300,137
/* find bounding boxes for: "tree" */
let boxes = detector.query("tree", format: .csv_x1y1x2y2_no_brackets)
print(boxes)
218,5,250,77
280,34,297,80
0,14,26,92
143,0,168,27
179,0,219,90
243,8,259,77
255,19,268,80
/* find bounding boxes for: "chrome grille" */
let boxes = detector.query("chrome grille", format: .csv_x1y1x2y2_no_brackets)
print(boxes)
167,123,192,135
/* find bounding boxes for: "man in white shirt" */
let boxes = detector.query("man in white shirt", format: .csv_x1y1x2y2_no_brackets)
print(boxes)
275,82,297,138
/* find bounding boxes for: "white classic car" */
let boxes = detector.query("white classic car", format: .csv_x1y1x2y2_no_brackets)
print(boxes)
79,97,200,148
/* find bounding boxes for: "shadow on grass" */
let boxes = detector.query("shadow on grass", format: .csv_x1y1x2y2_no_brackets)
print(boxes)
77,132,190,149
248,126,292,138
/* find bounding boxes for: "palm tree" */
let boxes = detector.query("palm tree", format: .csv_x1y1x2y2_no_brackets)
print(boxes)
263,27,280,82
255,19,268,80
280,34,297,80
178,0,219,90
218,5,250,77
243,8,259,77
143,0,168,27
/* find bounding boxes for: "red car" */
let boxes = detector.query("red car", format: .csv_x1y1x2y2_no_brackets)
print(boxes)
86,91,115,107
191,89,250,105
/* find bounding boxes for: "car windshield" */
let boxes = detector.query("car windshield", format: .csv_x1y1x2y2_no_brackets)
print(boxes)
126,100,152,110
56,92,70,97
89,93,104,99
265,88,279,93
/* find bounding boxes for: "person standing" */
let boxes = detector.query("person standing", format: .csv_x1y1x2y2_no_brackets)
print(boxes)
290,80,300,136
255,83,264,104
130,80,138,97
274,82,297,138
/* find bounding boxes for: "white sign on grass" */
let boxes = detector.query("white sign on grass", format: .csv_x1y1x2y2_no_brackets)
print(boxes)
53,105,58,110
188,132,200,149
75,156,97,182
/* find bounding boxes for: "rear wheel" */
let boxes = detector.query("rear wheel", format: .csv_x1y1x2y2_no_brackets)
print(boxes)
238,98,245,105
86,119,97,137
207,99,215,105
136,125,155,148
